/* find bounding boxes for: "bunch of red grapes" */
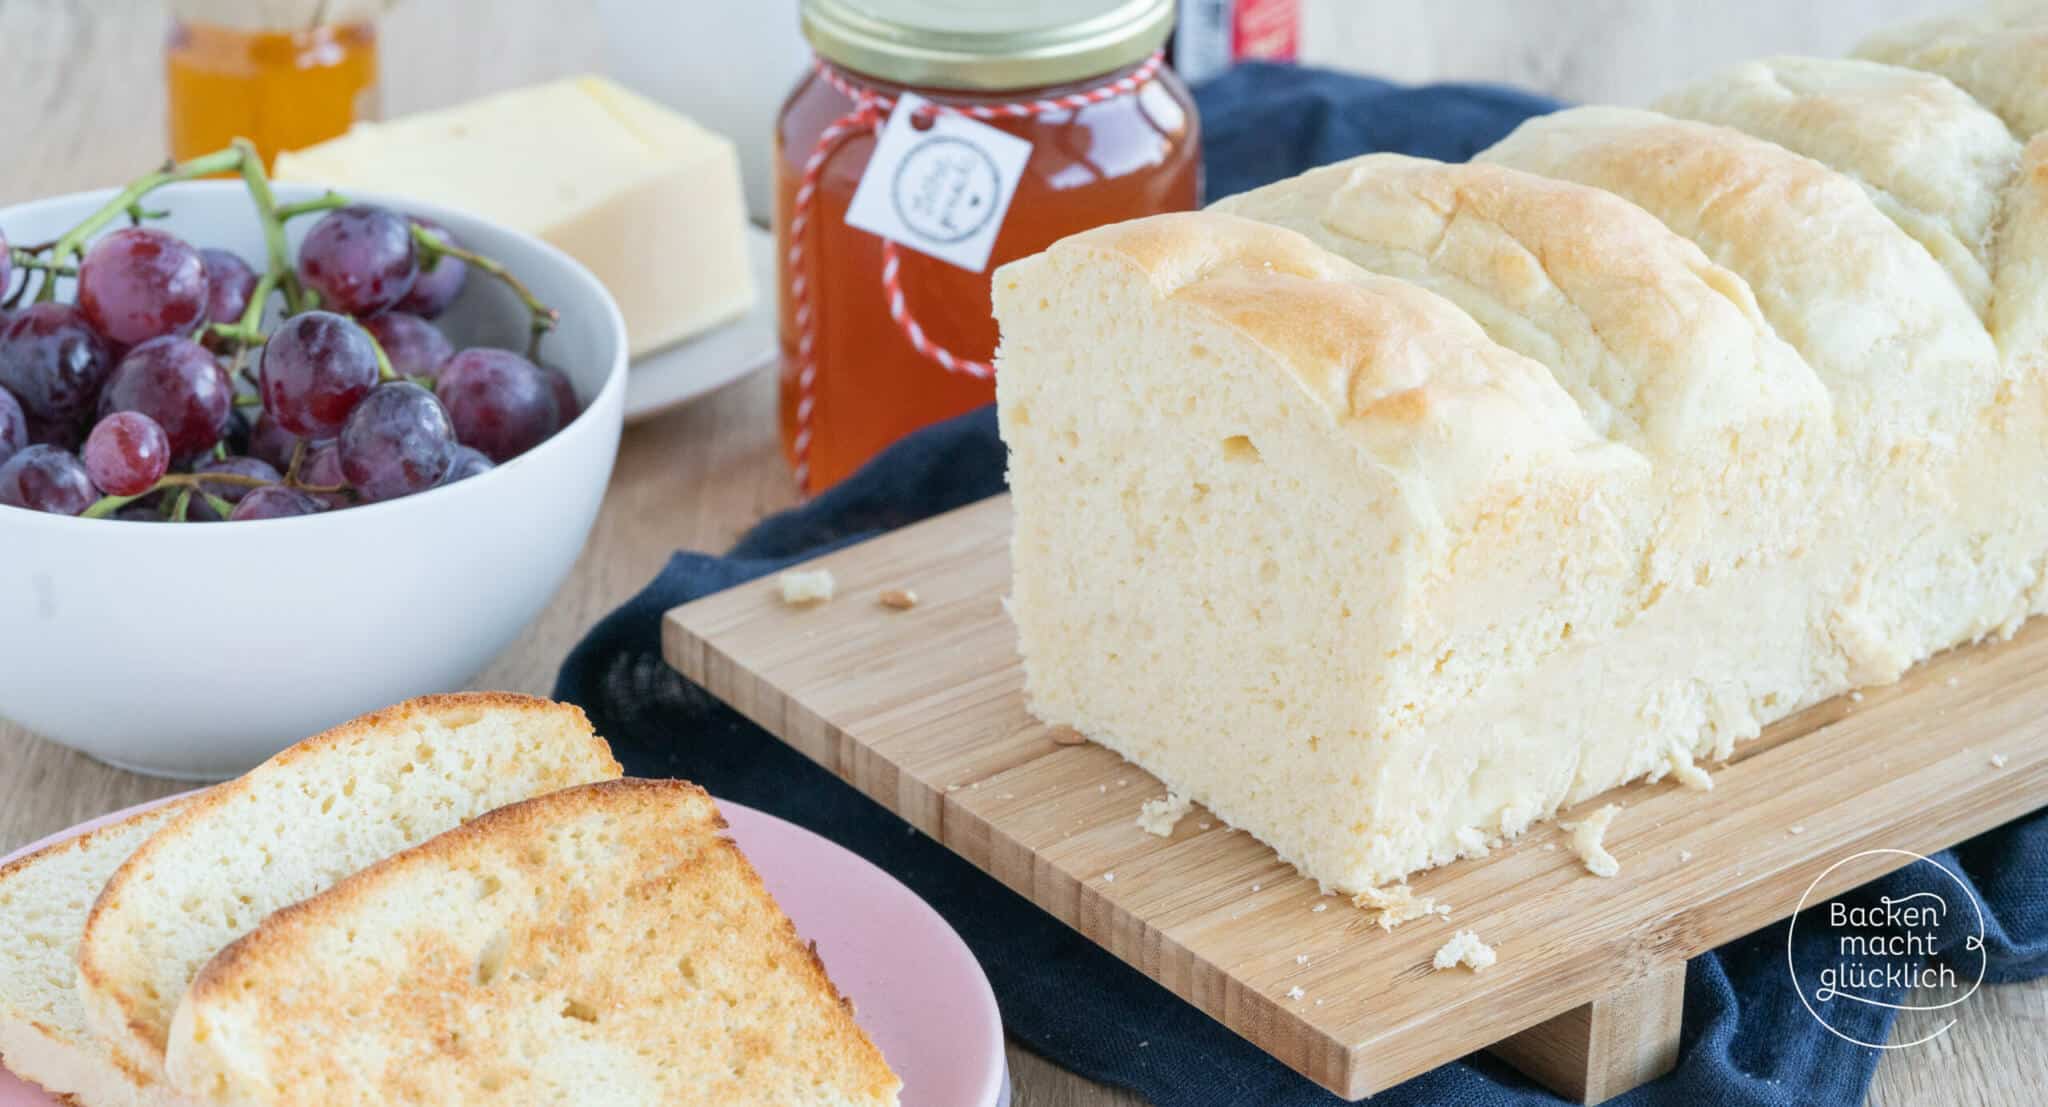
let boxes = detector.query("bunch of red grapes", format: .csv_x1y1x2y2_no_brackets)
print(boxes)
0,202,576,520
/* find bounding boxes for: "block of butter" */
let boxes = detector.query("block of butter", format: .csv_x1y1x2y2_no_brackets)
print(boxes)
277,76,754,359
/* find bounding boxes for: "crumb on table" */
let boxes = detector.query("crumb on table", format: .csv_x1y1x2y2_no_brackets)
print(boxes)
1136,791,1193,837
778,568,836,605
879,587,919,610
1562,804,1622,878
1432,929,1496,973
1352,883,1449,930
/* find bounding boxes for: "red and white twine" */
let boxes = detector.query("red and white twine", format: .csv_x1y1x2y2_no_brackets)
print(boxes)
787,51,1166,491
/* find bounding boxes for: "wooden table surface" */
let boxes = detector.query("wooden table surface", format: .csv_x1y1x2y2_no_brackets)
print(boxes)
0,2,2037,1104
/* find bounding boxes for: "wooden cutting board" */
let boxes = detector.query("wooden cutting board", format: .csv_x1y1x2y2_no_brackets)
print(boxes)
664,493,2048,1103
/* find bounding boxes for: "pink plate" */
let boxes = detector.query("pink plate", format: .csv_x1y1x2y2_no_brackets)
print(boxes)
1,794,1009,1107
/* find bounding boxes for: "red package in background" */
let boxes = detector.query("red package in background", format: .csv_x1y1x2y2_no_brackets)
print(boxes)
1172,0,1301,83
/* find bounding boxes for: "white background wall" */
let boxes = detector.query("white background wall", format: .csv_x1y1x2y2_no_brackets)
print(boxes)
0,0,1971,218
1302,0,1955,103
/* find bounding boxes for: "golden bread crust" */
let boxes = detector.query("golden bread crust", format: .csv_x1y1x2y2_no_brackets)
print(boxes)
168,779,899,1107
77,692,622,1076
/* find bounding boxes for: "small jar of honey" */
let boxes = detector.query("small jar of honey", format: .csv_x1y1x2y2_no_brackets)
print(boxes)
777,0,1201,493
166,0,384,169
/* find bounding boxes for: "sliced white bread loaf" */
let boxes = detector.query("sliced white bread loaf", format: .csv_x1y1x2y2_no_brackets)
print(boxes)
1658,55,2020,313
1654,52,2048,625
1854,0,2048,138
996,8,2048,893
0,801,194,1107
1483,105,2034,671
994,213,1652,888
1207,153,1846,804
76,693,622,1080
164,779,901,1107
1212,154,1832,604
1482,105,2043,666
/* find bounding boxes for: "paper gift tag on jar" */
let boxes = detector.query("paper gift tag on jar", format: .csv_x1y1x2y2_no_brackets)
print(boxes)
844,93,1034,273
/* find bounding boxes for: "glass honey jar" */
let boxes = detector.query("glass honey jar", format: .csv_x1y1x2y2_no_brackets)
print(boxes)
777,0,1201,493
166,0,384,169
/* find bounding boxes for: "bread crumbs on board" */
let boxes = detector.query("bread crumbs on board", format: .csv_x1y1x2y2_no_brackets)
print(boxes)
1136,792,1193,837
1432,930,1496,973
1562,804,1622,878
778,569,835,605
1352,883,1450,930
1667,747,1714,791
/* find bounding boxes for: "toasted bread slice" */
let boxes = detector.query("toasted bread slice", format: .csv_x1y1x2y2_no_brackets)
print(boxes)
166,780,901,1107
0,800,195,1107
77,693,622,1078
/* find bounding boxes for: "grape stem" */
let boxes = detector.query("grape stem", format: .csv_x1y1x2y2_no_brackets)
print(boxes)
38,142,308,313
41,148,246,301
228,140,310,313
365,331,398,382
161,470,276,490
82,467,285,519
80,492,148,519
6,251,77,278
3,240,57,308
202,266,285,346
275,192,349,220
411,226,560,357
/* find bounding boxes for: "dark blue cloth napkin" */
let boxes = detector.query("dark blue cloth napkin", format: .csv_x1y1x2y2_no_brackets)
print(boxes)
558,64,2048,1105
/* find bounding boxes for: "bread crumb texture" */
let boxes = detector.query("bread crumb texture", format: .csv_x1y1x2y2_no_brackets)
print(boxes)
0,801,192,1106
1562,804,1623,878
877,588,918,610
75,692,621,1077
995,35,2048,893
1350,884,1450,931
1432,930,1497,973
1135,792,1193,837
779,569,836,605
165,780,900,1107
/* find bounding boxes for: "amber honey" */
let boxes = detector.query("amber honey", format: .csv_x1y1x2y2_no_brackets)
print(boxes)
167,21,380,168
774,58,1201,492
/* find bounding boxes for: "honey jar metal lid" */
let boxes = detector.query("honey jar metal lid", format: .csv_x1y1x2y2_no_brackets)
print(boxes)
801,0,1175,91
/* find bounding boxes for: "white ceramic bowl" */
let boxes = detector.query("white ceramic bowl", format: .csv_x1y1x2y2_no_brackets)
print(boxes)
0,181,627,778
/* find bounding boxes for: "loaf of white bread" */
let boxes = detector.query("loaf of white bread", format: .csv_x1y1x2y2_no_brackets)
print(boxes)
994,0,2048,894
